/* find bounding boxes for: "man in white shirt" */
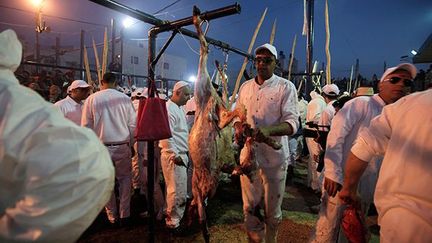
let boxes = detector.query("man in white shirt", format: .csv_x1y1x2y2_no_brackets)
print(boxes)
340,89,432,243
305,90,327,192
0,29,114,242
159,81,192,230
234,43,299,243
81,72,136,226
319,83,340,128
311,63,416,242
54,80,91,125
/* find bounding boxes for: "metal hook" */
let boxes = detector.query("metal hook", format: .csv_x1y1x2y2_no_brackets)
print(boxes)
200,19,210,36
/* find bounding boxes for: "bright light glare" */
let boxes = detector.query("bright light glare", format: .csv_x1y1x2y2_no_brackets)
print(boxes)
31,0,44,7
411,50,418,56
123,18,134,29
188,75,196,82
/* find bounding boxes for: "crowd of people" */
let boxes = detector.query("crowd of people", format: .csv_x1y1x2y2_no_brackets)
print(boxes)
1,27,432,243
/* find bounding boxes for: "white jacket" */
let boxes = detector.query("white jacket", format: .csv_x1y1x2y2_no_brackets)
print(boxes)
306,91,326,123
0,29,114,243
324,95,385,202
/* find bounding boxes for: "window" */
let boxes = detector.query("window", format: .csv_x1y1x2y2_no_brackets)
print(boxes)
131,56,139,64
163,62,169,70
138,42,144,48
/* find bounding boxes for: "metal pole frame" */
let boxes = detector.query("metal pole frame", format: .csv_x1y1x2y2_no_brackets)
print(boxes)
305,0,315,100
87,2,246,242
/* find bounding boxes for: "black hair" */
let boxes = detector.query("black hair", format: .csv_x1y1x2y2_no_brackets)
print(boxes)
102,72,117,84
332,95,352,110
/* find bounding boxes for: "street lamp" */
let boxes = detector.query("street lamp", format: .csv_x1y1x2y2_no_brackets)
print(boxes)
31,0,44,7
31,0,48,72
122,17,134,29
119,18,134,75
188,75,196,82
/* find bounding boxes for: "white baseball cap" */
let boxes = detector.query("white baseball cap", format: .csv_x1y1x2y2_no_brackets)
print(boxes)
173,81,190,92
322,84,340,96
69,80,90,91
255,43,278,59
380,63,417,82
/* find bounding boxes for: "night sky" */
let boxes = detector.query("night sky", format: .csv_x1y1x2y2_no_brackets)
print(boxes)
1,0,431,81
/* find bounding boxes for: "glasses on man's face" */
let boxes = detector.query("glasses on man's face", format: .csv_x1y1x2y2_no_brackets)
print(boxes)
383,77,413,87
254,57,274,65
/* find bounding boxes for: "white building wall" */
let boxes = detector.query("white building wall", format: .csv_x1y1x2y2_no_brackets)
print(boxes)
122,39,187,81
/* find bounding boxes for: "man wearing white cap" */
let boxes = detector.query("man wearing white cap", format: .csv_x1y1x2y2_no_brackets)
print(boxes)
159,81,192,231
318,83,340,129
234,43,299,243
311,63,416,242
305,89,327,193
82,72,136,226
54,80,91,125
339,84,431,242
0,29,114,242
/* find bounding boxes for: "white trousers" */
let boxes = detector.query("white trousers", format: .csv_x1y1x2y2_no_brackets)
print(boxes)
305,138,322,191
288,137,298,166
241,164,287,243
160,152,189,228
105,144,131,222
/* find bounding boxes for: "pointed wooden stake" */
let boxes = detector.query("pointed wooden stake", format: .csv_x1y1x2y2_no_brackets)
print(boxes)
287,34,297,80
230,7,267,107
269,18,277,45
92,38,101,83
325,0,332,84
83,46,93,87
101,28,108,77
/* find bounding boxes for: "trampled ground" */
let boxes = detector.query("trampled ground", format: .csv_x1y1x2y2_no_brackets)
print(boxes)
78,159,379,243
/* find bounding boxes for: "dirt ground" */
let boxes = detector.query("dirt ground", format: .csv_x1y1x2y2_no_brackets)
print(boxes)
78,159,378,243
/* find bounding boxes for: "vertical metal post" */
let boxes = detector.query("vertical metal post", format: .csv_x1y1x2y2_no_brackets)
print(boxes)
36,31,40,73
305,0,314,99
55,36,60,66
80,30,85,80
111,18,116,64
147,30,156,243
120,28,124,76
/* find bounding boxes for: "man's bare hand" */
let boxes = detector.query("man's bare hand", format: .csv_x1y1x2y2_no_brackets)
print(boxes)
339,186,360,206
172,156,186,167
324,177,342,197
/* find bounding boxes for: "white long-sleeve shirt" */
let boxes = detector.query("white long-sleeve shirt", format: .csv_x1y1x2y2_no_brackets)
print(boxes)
81,88,136,144
319,100,336,128
351,90,432,241
159,99,189,157
324,94,386,185
306,92,326,123
0,29,114,243
236,74,299,168
54,95,83,125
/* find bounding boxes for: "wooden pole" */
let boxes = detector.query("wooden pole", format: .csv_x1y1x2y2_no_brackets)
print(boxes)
229,7,267,107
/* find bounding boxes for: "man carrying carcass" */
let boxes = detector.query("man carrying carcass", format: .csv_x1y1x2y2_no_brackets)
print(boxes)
234,43,300,243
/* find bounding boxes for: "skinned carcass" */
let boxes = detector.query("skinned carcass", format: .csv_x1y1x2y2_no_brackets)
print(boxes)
188,6,246,242
188,7,283,242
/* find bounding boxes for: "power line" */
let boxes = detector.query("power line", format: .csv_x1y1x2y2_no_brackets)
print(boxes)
153,0,182,15
0,4,107,27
